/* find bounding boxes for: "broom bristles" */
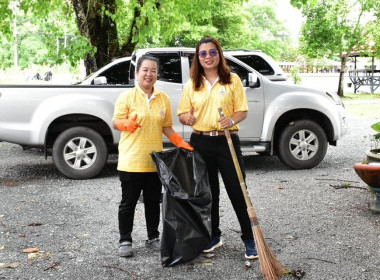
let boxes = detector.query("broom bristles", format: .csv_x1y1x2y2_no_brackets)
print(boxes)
254,226,286,280
248,207,286,280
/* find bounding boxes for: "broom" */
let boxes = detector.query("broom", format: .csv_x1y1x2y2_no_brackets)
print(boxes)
218,107,286,280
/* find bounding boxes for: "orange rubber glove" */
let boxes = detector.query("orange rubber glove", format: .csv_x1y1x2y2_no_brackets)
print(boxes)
169,132,194,151
115,114,141,133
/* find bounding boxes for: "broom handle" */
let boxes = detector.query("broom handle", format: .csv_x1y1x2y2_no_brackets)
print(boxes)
218,107,252,208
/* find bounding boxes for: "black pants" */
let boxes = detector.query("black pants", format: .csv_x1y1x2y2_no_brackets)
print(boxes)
190,133,253,241
118,171,162,243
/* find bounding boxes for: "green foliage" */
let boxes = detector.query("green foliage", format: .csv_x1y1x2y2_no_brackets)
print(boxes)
372,122,380,143
297,0,379,96
372,122,380,133
0,1,91,69
290,67,302,84
370,122,380,151
159,0,292,61
290,0,318,9
0,37,13,69
0,0,296,71
241,0,292,60
299,0,379,59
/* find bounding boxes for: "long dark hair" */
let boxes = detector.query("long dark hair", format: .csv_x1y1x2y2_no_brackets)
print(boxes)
190,36,231,91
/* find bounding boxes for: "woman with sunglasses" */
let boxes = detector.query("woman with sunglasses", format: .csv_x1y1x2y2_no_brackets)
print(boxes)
177,36,257,260
113,55,193,258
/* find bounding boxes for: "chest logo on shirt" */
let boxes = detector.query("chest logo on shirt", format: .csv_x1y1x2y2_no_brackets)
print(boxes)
159,109,165,116
218,88,227,95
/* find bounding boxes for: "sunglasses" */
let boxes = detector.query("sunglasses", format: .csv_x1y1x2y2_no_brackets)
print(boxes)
198,49,219,58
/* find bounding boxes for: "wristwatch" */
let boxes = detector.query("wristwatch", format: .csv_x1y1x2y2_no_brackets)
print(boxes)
230,119,235,126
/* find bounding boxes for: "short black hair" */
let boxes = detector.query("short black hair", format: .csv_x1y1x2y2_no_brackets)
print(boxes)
136,55,159,71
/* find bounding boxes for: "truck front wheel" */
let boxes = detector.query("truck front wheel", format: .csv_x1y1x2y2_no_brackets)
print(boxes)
52,127,108,179
276,120,327,169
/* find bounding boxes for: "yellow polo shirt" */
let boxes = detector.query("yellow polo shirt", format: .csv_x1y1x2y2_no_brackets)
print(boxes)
177,73,248,131
113,85,173,172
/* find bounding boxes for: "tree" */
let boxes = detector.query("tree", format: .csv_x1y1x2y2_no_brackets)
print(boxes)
292,0,379,97
237,0,292,60
162,0,291,60
0,1,90,69
290,0,318,8
0,0,294,75
1,0,250,74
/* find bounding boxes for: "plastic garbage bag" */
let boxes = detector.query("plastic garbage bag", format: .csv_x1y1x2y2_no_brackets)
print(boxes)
151,148,212,267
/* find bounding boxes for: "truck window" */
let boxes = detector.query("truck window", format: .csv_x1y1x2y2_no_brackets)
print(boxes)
233,55,275,76
225,58,250,87
146,53,182,83
94,60,130,85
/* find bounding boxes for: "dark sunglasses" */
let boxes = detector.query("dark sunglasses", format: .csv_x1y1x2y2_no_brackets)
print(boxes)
198,49,219,58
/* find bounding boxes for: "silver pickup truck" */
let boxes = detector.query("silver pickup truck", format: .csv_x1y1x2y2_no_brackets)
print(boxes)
0,47,347,179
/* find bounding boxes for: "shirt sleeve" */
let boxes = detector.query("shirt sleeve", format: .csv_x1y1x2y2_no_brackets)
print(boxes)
177,80,193,116
113,90,130,120
162,92,174,128
231,73,249,113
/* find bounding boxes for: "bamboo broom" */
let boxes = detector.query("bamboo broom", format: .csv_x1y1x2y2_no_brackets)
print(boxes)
218,107,286,280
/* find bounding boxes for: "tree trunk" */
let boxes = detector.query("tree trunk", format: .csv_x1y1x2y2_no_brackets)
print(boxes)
337,53,348,97
119,1,142,55
71,0,120,74
71,0,162,74
71,0,97,75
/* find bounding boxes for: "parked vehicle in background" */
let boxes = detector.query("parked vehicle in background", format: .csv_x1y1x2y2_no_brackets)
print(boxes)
0,47,346,179
224,49,287,81
79,56,131,85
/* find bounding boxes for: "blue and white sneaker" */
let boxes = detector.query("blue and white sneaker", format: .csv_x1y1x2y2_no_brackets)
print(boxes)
203,236,223,253
244,238,258,259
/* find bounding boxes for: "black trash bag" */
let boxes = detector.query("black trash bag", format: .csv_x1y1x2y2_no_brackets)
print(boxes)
151,148,212,267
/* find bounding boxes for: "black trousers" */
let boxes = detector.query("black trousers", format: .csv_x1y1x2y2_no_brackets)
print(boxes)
118,171,162,243
190,133,253,241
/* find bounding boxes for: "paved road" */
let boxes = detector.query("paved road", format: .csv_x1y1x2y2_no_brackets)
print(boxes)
1,114,380,280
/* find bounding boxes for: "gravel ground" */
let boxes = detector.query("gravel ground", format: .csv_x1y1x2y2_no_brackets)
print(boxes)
1,113,380,280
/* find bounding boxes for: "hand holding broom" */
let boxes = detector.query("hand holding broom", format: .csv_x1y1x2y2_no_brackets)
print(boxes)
218,107,286,280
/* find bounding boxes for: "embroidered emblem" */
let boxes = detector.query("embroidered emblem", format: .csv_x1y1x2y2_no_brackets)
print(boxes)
218,88,227,95
159,109,165,116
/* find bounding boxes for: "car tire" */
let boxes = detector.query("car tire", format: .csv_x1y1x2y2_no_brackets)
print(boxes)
276,120,327,169
52,126,108,179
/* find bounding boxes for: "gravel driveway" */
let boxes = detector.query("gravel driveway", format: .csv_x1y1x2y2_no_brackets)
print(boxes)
1,114,380,280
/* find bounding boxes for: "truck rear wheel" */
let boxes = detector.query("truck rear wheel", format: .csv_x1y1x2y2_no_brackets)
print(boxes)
277,120,327,169
52,126,108,179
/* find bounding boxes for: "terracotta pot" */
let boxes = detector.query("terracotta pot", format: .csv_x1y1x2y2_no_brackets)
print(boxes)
353,163,380,188
354,163,380,213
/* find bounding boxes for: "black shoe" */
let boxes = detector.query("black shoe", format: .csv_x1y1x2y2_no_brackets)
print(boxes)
203,236,223,253
244,238,258,259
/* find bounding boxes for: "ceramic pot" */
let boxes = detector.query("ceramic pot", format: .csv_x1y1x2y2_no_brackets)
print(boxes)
354,163,380,213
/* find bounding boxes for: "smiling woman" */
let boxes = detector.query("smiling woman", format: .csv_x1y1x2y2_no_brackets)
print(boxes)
112,54,193,258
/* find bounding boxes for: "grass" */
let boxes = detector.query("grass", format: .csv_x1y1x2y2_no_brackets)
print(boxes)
342,92,380,101
342,92,380,119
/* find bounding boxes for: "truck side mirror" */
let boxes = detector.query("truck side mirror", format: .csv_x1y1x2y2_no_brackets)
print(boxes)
248,73,259,88
94,76,107,85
